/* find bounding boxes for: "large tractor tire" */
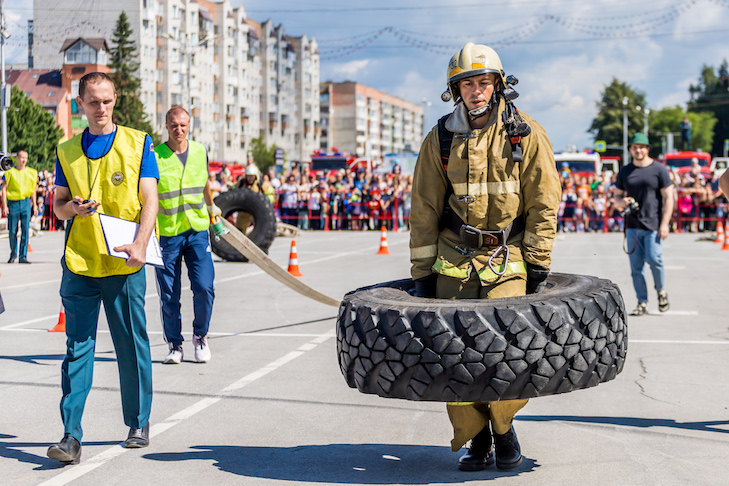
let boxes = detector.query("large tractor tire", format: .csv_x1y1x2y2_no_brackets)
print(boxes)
336,273,627,402
210,188,277,262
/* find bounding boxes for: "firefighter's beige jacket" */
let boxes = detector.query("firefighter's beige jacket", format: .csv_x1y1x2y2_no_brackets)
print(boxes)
409,99,561,283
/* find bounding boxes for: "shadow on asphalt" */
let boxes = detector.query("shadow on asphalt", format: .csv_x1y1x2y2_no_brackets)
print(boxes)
143,444,538,483
0,434,120,470
519,415,729,434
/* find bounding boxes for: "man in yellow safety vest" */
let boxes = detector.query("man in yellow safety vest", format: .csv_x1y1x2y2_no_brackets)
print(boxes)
2,150,38,263
155,106,219,365
46,72,159,464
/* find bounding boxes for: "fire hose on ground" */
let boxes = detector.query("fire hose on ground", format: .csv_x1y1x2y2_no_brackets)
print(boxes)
212,217,340,307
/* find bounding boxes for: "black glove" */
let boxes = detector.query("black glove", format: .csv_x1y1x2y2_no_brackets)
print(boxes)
526,263,550,294
411,273,438,298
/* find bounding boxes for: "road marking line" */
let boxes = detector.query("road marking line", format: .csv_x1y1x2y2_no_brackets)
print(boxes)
646,310,698,316
0,314,56,329
0,328,334,338
0,278,62,291
630,339,729,344
37,333,335,486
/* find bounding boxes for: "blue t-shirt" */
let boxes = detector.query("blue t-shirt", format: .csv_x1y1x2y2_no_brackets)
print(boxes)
54,130,159,187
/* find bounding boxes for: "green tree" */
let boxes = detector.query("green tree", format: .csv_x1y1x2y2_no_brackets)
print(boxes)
689,60,729,156
249,137,280,173
588,78,647,161
107,11,159,144
6,85,64,171
650,106,716,154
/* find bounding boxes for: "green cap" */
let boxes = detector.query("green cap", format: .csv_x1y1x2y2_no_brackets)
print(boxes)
629,133,650,146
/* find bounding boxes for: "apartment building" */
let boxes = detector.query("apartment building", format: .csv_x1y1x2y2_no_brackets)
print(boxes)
31,0,320,164
320,82,423,159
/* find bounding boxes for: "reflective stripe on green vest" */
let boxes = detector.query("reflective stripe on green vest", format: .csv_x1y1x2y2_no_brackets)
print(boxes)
155,140,209,236
432,258,526,282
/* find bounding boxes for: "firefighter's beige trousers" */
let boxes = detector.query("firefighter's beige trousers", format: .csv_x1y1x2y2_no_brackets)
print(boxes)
437,267,528,451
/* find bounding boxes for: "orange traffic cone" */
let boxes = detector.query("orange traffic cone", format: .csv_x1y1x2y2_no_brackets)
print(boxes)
377,226,390,255
287,240,303,276
715,221,725,244
28,243,34,252
48,304,66,333
722,235,729,251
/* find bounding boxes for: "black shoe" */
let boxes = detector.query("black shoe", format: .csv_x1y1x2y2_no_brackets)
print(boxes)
124,424,149,448
7,256,15,263
19,258,30,264
494,425,522,470
47,434,82,464
458,425,495,471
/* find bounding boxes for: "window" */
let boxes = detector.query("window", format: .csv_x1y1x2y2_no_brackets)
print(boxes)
64,41,98,64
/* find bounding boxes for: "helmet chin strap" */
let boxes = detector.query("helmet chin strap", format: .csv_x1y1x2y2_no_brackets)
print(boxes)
467,91,498,120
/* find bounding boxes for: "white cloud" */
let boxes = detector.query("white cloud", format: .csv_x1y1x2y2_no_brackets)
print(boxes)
324,59,371,80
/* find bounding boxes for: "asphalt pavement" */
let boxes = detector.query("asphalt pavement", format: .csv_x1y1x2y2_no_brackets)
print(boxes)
1,228,728,485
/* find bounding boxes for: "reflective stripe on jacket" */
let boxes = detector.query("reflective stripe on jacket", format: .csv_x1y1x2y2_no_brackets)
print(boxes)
57,126,146,277
409,98,560,283
155,140,209,237
5,167,37,200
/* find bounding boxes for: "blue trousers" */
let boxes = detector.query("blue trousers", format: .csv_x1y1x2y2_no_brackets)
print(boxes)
59,261,152,442
7,198,31,260
155,229,215,347
626,228,665,303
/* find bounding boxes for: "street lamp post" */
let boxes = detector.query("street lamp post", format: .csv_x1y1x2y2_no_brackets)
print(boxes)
636,105,650,138
421,97,431,140
0,0,8,154
622,96,629,165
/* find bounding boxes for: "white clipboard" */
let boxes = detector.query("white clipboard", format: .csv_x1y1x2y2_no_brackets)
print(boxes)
98,213,164,267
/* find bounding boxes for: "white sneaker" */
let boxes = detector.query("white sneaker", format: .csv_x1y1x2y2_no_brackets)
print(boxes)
164,345,184,364
193,335,211,363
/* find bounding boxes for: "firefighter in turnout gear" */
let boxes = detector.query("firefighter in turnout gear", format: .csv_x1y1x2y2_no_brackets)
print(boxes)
409,43,561,471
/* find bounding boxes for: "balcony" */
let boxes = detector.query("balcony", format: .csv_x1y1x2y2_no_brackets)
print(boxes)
192,107,201,116
269,120,277,130
226,114,235,122
213,113,220,121
157,60,164,69
156,81,163,90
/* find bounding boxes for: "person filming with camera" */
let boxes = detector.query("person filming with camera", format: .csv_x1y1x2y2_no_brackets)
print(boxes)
611,133,674,316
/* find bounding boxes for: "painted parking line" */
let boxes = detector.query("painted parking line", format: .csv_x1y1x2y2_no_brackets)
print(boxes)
37,332,335,486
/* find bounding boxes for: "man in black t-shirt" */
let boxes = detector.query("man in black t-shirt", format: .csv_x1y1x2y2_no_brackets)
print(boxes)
612,133,674,316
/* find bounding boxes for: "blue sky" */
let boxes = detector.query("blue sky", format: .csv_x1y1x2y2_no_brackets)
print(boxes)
6,0,729,152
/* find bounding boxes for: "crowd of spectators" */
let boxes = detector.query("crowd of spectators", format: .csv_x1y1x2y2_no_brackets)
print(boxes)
209,164,414,231
15,158,729,236
558,159,726,234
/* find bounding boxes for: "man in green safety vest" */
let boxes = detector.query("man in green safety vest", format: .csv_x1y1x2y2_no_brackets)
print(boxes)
155,106,220,365
2,150,38,263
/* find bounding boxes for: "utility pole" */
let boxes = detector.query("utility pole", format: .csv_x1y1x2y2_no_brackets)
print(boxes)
1,0,8,154
622,96,629,166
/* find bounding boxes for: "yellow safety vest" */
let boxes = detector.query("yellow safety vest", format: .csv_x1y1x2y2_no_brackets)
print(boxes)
155,140,209,237
5,167,38,200
57,126,147,278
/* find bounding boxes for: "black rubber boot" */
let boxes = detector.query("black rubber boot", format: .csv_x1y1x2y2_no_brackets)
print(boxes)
494,425,522,470
458,424,495,471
